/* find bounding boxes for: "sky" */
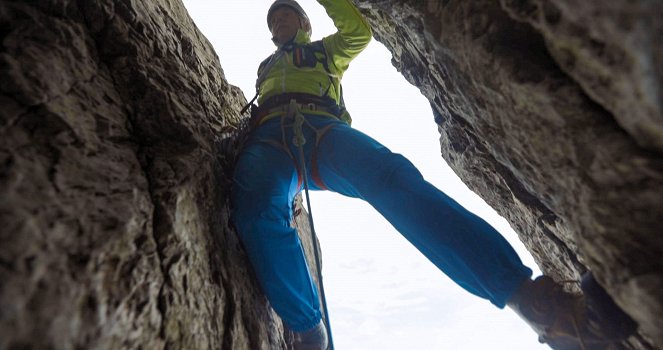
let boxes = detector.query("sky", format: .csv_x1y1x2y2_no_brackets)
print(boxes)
181,1,548,349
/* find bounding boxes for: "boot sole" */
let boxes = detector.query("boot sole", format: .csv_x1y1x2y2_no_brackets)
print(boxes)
580,272,637,341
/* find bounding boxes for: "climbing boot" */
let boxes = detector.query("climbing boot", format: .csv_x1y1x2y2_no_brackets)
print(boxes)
292,320,328,350
509,274,636,350
578,272,637,342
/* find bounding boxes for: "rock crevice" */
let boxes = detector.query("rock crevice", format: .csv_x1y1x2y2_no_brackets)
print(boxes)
1,0,661,349
354,1,662,348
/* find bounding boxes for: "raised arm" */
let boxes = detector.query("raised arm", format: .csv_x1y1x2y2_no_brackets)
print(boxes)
319,0,372,74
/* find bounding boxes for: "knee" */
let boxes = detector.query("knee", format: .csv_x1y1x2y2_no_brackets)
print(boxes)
346,152,422,202
372,153,424,188
232,191,293,235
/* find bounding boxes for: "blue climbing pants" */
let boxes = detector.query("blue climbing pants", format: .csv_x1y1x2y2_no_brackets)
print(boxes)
231,114,532,331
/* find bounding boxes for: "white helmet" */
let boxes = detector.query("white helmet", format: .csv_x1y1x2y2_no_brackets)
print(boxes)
267,0,311,36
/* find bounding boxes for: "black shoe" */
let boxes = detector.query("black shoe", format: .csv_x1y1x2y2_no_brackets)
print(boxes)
512,274,636,350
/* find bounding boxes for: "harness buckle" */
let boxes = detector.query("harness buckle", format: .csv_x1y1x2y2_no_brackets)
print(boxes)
304,102,317,111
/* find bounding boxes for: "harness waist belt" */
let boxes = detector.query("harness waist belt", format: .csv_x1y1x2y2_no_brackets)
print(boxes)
252,94,340,127
260,93,336,110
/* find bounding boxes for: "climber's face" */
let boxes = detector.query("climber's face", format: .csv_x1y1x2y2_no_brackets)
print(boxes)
270,6,307,44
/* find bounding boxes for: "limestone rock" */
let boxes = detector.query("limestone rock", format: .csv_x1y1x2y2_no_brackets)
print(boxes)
2,0,662,349
0,0,320,348
354,0,662,348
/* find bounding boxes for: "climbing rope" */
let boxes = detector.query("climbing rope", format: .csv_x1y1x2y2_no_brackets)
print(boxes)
289,100,335,350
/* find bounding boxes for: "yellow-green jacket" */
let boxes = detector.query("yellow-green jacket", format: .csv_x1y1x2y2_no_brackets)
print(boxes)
257,0,372,123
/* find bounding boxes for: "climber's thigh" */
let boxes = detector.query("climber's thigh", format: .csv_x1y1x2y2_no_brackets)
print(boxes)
232,140,300,223
316,123,423,199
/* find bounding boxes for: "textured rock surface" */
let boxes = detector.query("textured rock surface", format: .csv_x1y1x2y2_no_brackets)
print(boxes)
0,1,323,349
354,0,662,348
2,0,662,349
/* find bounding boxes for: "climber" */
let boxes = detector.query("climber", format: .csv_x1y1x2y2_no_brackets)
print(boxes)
231,0,630,349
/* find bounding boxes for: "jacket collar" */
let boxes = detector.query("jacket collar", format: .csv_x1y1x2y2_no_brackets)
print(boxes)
272,29,311,49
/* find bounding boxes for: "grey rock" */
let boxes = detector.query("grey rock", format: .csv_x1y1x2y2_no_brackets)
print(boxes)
0,0,310,349
1,0,662,349
354,0,662,348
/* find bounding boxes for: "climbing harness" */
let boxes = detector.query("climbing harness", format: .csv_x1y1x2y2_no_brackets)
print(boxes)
288,99,335,350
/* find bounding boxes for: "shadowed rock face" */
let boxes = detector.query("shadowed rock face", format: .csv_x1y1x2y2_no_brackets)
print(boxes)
354,0,662,348
1,0,661,350
0,0,325,349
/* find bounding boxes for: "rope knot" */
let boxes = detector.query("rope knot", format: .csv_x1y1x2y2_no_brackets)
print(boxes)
289,99,307,147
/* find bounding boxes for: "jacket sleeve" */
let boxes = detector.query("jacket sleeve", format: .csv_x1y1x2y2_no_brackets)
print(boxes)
318,0,372,75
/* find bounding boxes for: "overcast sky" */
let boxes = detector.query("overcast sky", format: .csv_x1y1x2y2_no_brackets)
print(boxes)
181,1,548,349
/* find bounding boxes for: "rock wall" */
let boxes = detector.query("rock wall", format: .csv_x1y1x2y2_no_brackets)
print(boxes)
0,1,323,349
354,0,662,348
2,0,662,349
